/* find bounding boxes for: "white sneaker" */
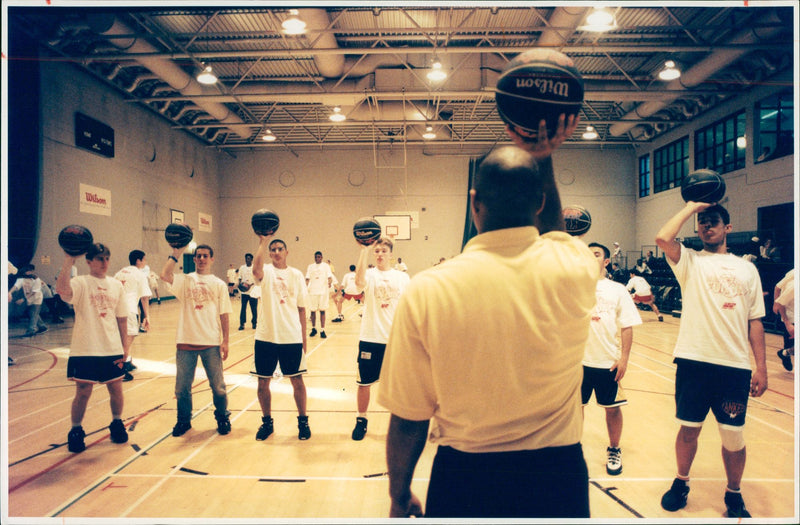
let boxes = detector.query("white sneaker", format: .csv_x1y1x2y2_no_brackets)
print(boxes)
606,446,622,475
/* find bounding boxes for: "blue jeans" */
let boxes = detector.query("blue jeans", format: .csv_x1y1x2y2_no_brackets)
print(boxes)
26,303,47,334
175,347,228,423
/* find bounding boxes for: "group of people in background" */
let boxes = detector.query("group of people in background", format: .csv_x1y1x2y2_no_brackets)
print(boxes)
8,113,794,519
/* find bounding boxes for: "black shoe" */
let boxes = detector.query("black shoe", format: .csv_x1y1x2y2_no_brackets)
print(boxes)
36,326,49,334
216,415,231,435
252,323,257,329
606,446,622,475
172,421,192,437
123,371,134,382
777,349,793,371
52,317,65,324
298,415,311,440
331,316,343,323
320,331,327,339
309,328,317,337
351,417,368,441
123,361,137,372
661,478,689,511
68,426,86,453
724,491,751,518
239,325,245,331
256,416,274,441
658,316,664,322
109,419,128,443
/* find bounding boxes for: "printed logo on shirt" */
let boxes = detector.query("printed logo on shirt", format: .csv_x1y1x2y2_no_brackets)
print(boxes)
90,284,116,317
273,275,290,304
722,302,737,310
707,269,750,299
375,278,401,309
185,281,213,309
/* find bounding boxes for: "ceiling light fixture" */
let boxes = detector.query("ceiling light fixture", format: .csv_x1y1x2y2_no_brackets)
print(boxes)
422,125,437,140
582,125,598,140
196,65,218,85
427,61,447,82
579,7,617,32
262,129,276,142
282,9,307,35
658,60,681,81
329,106,346,122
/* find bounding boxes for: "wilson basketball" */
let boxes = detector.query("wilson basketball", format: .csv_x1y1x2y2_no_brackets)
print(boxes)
680,169,726,204
165,223,193,248
58,224,94,256
353,217,382,246
563,205,592,237
495,48,584,139
251,208,280,236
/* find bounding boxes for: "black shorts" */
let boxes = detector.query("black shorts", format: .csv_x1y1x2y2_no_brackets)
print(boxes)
674,358,751,428
581,366,627,407
356,341,386,385
251,340,306,377
425,444,589,518
67,355,125,384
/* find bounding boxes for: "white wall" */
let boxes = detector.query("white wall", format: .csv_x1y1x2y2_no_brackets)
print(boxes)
34,61,224,294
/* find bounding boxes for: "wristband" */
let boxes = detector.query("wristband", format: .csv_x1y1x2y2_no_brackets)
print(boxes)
168,255,178,262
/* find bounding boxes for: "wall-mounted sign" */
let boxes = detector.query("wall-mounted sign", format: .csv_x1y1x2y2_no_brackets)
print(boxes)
198,212,213,232
80,183,112,216
75,112,114,158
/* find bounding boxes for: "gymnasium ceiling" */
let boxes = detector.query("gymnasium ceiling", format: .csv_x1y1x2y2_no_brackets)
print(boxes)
8,3,796,156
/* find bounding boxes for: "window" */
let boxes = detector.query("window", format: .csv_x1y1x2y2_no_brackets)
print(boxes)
638,154,650,197
755,90,793,163
653,136,689,194
694,110,746,173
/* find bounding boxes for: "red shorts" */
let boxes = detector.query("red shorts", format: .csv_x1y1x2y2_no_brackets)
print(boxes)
343,292,363,301
633,294,653,303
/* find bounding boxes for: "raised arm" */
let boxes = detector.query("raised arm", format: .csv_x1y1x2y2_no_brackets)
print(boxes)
252,234,272,282
655,202,710,264
354,242,372,290
56,255,78,302
506,114,579,234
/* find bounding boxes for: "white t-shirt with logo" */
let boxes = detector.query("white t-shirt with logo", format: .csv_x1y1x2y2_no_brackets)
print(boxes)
583,278,642,369
669,247,764,370
67,275,128,356
255,264,309,344
359,268,410,344
169,273,233,346
306,262,333,295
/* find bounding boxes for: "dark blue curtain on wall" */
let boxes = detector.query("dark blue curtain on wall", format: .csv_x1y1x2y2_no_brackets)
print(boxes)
8,26,42,268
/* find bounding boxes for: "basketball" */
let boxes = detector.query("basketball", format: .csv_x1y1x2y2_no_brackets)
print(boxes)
165,223,193,248
251,208,280,236
680,169,726,204
353,217,382,246
58,224,94,256
563,205,592,236
495,48,584,139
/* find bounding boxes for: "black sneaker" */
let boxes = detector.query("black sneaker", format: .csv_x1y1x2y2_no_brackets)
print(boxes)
658,316,664,322
309,328,317,337
256,416,274,441
123,361,137,372
320,331,327,339
298,415,311,440
661,478,689,511
724,491,751,518
36,326,49,334
351,417,368,441
239,325,245,331
68,426,86,453
109,419,128,443
216,414,232,435
332,316,343,323
172,421,192,437
606,446,622,475
777,349,793,371
123,371,134,382
252,323,257,329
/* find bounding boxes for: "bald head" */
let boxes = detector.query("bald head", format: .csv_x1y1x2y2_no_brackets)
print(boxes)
471,146,545,232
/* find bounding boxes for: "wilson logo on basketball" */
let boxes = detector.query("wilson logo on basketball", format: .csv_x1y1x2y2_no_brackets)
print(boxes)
516,77,571,99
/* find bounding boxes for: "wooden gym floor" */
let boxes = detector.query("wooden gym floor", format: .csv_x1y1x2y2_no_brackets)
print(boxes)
3,295,798,522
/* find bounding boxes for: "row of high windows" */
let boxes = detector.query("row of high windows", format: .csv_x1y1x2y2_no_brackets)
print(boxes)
639,90,793,198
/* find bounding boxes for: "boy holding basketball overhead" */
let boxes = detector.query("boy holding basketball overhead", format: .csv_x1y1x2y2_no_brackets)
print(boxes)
56,243,130,453
350,237,410,441
250,235,311,441
161,243,233,437
656,202,767,518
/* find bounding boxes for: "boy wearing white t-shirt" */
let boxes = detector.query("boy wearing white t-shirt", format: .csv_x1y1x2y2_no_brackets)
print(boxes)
583,243,642,476
351,237,410,440
656,203,767,518
113,250,152,380
305,251,333,338
56,243,130,453
251,236,311,441
161,244,233,437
